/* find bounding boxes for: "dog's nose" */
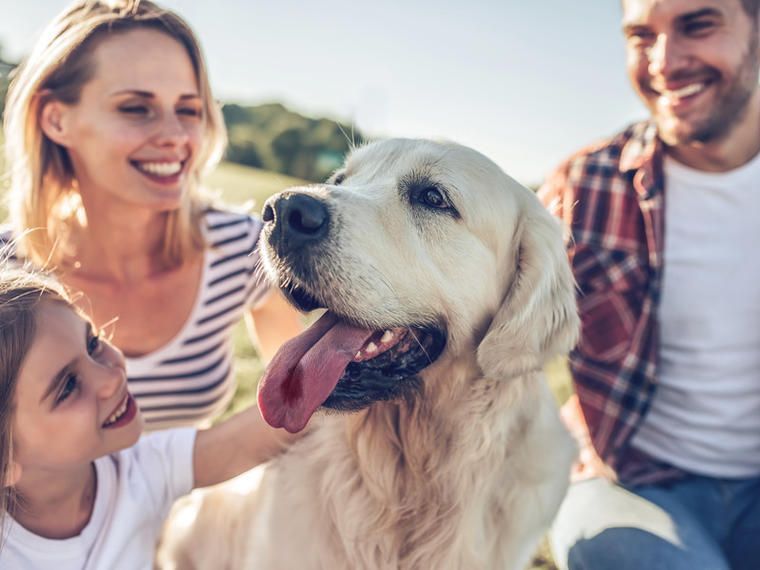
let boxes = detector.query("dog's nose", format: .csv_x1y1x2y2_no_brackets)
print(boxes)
263,192,330,255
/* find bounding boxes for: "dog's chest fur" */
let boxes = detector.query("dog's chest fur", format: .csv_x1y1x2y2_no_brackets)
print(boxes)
245,360,570,570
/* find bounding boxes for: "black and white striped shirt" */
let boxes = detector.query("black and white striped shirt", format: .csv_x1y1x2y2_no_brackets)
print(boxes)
1,209,271,430
128,209,270,429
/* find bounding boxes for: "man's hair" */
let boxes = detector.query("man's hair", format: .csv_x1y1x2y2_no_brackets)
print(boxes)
622,0,759,19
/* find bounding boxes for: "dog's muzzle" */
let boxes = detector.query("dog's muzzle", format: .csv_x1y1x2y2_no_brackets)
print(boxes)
262,191,329,259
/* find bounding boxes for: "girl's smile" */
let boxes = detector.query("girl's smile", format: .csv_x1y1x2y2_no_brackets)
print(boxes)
102,392,138,429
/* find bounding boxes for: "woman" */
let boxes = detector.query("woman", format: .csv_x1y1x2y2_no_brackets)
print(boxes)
2,0,303,429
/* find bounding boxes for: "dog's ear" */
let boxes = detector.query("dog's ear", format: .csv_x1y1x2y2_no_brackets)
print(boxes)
477,202,579,380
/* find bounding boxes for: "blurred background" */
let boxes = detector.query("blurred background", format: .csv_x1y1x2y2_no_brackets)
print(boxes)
0,0,645,187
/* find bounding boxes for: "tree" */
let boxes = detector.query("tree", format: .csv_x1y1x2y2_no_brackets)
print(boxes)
0,41,16,120
221,102,364,181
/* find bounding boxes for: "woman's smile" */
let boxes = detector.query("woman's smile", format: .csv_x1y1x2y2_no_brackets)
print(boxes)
130,158,188,187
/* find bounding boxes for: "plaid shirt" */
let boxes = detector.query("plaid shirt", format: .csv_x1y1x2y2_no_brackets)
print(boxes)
539,121,686,486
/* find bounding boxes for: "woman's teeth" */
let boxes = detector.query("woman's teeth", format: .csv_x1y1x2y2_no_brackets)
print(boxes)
104,396,129,426
135,161,182,176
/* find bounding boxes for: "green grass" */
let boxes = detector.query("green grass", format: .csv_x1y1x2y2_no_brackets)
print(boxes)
204,161,307,212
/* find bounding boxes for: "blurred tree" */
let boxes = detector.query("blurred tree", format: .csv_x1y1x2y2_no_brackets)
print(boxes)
222,102,364,181
0,42,16,120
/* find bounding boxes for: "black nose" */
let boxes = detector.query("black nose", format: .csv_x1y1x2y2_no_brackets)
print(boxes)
262,192,330,256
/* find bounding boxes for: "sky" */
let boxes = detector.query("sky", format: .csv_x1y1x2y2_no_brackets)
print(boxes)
0,0,648,186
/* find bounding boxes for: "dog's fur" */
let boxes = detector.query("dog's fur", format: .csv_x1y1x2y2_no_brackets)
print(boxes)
159,139,579,570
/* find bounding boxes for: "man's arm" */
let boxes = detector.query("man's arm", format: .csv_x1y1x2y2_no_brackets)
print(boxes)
539,165,617,481
561,394,617,482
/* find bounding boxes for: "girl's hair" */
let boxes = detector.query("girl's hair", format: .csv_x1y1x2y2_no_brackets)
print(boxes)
3,0,227,268
0,265,72,527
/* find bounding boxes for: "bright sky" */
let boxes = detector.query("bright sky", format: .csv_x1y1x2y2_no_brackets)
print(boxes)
0,0,648,186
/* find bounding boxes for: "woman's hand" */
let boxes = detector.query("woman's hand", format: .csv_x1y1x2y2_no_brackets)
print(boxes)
561,394,617,482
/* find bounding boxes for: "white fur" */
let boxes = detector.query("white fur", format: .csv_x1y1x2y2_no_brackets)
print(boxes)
159,139,579,570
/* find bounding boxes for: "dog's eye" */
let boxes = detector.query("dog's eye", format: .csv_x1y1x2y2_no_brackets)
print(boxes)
405,177,459,218
329,172,346,186
420,187,447,209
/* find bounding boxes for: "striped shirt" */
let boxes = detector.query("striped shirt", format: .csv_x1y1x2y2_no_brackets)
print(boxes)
1,209,271,430
538,121,685,486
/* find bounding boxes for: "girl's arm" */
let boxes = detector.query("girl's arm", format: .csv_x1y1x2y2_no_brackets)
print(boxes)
192,404,301,488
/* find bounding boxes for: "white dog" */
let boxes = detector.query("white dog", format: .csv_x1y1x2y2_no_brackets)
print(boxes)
160,139,579,570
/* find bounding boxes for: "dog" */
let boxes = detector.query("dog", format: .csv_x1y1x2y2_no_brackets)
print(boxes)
160,138,579,570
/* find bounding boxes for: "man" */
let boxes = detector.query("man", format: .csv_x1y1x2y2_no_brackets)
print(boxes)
539,1,760,568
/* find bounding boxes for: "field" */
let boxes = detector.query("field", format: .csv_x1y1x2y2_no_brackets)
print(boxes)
0,152,569,569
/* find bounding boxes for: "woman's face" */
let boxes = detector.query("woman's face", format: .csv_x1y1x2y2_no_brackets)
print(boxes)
45,28,205,212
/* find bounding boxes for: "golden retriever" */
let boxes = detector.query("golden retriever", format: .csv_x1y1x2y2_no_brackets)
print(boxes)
160,138,579,570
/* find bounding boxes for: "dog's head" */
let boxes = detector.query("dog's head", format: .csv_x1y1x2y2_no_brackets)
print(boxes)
258,139,578,432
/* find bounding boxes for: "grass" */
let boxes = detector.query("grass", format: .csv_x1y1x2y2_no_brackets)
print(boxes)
204,161,307,210
0,148,568,569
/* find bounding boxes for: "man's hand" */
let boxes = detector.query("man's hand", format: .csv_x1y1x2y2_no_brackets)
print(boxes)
561,394,617,482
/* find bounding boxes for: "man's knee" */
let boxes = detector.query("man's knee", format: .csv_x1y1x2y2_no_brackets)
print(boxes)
551,479,730,570
565,527,729,570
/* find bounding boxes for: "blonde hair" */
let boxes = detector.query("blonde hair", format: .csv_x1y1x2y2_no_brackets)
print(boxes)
3,0,227,268
0,264,72,530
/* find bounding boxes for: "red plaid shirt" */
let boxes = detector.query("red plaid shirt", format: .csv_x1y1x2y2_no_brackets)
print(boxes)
539,121,686,486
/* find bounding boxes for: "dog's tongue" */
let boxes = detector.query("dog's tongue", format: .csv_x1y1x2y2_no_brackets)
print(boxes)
258,311,374,433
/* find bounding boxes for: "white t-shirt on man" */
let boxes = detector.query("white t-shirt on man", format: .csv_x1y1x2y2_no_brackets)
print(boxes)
0,428,196,570
632,152,760,478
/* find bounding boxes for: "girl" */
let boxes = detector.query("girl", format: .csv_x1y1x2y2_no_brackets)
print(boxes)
2,0,303,429
0,266,299,569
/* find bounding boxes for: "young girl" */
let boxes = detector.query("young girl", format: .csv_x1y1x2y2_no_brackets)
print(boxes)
0,267,299,569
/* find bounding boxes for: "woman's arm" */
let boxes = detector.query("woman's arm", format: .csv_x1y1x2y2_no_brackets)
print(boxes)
246,289,304,363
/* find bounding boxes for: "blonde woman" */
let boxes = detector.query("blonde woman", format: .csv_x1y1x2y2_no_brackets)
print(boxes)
2,0,303,429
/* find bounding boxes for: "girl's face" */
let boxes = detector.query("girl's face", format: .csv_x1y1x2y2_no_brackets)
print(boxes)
44,27,205,212
12,300,142,473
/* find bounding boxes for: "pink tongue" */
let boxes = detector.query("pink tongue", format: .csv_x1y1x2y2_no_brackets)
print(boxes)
258,311,374,432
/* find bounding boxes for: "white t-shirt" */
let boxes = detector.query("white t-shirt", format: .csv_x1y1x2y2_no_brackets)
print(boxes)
0,428,196,570
632,152,760,478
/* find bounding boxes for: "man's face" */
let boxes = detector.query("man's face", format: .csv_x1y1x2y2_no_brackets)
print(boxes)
622,0,760,147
